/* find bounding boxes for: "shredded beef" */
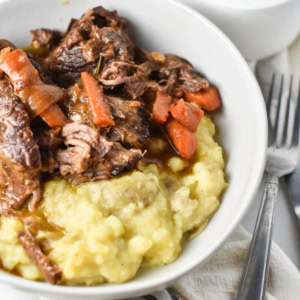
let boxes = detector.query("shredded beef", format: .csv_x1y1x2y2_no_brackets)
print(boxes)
0,79,41,212
56,121,97,177
57,140,91,175
36,127,63,173
55,120,144,185
30,29,62,50
107,96,150,149
157,54,209,94
47,7,133,87
106,143,142,176
18,230,62,284
61,121,98,145
0,39,16,51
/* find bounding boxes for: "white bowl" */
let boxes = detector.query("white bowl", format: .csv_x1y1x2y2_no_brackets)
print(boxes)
0,0,267,299
178,0,300,60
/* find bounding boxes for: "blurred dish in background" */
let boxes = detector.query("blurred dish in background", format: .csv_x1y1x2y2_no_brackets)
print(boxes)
178,0,300,60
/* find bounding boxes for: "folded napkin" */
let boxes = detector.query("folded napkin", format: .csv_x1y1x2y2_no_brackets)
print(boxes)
131,35,300,300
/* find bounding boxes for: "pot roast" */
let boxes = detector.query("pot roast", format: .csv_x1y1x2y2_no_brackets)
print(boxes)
0,6,221,284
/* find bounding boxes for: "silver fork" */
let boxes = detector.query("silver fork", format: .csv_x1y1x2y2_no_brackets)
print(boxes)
236,74,300,300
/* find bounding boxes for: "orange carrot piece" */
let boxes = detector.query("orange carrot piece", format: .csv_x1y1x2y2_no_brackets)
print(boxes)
130,101,141,107
152,91,172,124
0,49,67,127
166,118,197,159
40,104,67,128
185,87,221,111
81,72,115,127
0,49,43,87
170,99,204,132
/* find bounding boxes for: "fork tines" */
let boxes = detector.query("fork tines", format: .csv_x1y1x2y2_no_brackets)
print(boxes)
267,74,300,149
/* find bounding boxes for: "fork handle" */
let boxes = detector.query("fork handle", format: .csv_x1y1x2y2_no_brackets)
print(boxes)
236,173,278,300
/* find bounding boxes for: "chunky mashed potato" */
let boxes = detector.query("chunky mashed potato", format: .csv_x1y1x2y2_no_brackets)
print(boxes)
0,116,227,285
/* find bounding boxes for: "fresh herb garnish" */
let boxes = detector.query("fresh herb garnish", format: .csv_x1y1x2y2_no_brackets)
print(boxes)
93,55,103,79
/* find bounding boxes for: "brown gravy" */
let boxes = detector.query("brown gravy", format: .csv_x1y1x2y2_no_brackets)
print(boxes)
143,124,198,176
0,258,22,278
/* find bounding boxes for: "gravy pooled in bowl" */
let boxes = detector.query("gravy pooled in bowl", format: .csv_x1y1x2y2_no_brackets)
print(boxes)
0,6,227,285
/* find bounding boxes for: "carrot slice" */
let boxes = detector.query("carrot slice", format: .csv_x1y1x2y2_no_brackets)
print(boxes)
166,118,197,159
170,99,204,132
185,87,221,111
81,72,115,127
152,91,172,124
40,104,67,128
0,48,67,127
130,101,141,107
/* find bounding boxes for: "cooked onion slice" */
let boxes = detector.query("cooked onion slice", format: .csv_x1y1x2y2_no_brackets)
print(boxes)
0,48,67,126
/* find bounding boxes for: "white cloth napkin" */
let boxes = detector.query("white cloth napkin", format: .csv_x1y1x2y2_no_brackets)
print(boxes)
171,226,300,300
136,35,300,300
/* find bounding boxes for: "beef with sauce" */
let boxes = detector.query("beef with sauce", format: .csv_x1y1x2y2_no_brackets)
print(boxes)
0,39,16,51
107,96,150,149
0,79,42,213
18,229,62,285
153,54,209,95
30,29,62,50
56,118,145,185
46,7,134,87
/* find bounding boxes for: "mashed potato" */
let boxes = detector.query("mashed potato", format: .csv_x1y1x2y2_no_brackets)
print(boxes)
0,115,227,285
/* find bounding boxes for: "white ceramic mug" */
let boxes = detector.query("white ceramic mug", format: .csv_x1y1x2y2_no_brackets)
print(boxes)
178,0,300,60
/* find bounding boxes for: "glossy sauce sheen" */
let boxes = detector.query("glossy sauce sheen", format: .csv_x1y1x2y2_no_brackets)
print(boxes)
0,207,64,277
0,258,22,278
65,83,90,121
144,125,197,176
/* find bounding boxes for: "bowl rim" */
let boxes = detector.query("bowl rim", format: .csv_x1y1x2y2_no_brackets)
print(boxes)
0,0,267,297
192,0,294,10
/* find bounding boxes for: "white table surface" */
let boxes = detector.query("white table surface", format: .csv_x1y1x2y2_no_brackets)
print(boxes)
1,178,300,299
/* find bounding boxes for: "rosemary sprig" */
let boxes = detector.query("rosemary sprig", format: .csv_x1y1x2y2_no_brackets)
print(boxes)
93,55,103,78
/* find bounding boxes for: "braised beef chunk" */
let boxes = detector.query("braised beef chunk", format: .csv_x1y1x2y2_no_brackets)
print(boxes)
61,121,98,145
47,6,208,96
47,6,134,87
56,120,143,185
36,127,63,173
57,122,93,176
57,139,91,176
0,39,16,51
107,143,142,176
18,230,62,285
0,79,41,211
30,29,62,50
64,146,142,185
108,96,150,149
151,54,209,95
92,6,127,30
47,45,95,88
